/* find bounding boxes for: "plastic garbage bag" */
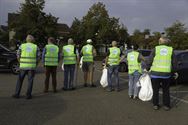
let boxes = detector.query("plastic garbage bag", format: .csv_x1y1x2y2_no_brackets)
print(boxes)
138,73,153,101
79,57,83,69
100,68,108,88
61,63,64,71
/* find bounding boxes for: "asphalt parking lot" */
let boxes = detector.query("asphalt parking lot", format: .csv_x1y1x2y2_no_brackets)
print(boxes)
0,61,188,125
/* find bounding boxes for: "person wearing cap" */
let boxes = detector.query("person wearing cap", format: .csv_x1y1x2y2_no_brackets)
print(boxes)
81,39,97,87
127,44,145,99
105,41,123,92
12,35,40,99
62,38,79,90
42,37,60,93
148,37,178,111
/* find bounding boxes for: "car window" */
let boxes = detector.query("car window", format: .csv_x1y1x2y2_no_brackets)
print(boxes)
139,50,151,57
180,53,188,63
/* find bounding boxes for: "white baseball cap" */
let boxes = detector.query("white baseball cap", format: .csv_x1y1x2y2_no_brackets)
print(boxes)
86,39,92,43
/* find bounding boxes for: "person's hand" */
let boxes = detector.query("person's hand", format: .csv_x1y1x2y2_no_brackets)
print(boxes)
143,69,148,73
174,72,179,79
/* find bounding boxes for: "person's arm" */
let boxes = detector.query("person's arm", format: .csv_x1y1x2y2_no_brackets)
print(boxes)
138,53,145,62
105,49,110,66
93,47,97,57
36,47,41,65
17,46,21,62
42,48,46,65
147,48,155,70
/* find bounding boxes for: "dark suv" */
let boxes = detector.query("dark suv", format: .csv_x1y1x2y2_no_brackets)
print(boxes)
174,51,188,83
0,44,19,74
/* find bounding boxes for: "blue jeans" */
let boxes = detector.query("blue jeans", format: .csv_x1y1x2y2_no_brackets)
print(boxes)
128,71,141,97
15,70,35,97
107,65,119,89
64,64,75,89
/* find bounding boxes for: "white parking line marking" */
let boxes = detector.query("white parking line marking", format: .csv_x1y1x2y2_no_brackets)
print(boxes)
96,69,188,104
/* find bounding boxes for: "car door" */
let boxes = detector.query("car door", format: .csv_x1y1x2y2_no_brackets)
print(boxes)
0,46,8,67
177,52,188,82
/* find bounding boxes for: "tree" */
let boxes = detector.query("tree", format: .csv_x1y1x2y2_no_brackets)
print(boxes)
70,2,129,46
9,0,58,47
165,21,188,49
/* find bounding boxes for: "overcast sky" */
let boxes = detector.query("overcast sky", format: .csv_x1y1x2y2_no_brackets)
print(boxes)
0,0,188,34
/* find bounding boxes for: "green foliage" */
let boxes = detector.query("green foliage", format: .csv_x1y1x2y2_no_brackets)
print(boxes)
70,2,129,46
0,30,9,46
9,0,58,46
165,21,188,49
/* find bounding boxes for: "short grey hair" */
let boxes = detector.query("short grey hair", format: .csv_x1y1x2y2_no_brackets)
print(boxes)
68,38,74,45
159,37,170,44
26,35,34,43
112,41,117,47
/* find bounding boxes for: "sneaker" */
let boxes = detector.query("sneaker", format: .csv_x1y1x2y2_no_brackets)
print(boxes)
163,106,171,111
133,96,138,99
129,95,133,99
153,105,159,110
12,94,19,99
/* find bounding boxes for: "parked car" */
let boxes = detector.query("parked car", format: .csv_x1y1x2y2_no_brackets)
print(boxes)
0,44,19,74
174,50,188,83
118,49,152,72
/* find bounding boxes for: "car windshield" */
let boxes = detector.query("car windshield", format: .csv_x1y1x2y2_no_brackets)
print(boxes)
0,44,10,52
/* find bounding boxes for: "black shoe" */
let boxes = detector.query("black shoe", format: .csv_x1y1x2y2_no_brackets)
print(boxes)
153,105,159,110
26,95,32,100
129,95,133,99
70,87,76,90
62,87,68,91
106,87,114,92
90,84,96,87
133,96,138,100
163,106,171,111
84,84,88,87
12,94,19,99
53,90,57,93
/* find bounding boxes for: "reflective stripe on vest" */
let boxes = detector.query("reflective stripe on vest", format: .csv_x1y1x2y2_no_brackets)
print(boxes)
20,43,37,69
63,45,76,64
127,51,141,74
82,44,93,62
151,45,173,73
108,47,120,66
45,44,59,66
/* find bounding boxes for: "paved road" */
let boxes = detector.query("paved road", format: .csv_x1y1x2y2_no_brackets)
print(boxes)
0,62,188,125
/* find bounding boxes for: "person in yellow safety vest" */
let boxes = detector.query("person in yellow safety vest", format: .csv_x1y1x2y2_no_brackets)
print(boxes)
81,39,97,87
12,35,40,99
62,38,79,90
148,37,178,111
105,41,123,92
127,44,145,99
42,37,60,93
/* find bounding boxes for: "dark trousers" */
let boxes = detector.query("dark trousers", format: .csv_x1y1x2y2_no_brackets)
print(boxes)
15,70,35,97
64,64,75,89
107,65,119,89
151,78,171,107
44,66,57,92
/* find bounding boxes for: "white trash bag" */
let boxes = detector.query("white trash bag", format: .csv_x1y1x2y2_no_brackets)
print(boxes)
138,73,153,101
61,63,64,71
100,68,108,88
79,57,83,69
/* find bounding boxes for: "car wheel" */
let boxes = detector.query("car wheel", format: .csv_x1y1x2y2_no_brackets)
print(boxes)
119,63,128,72
10,61,19,74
